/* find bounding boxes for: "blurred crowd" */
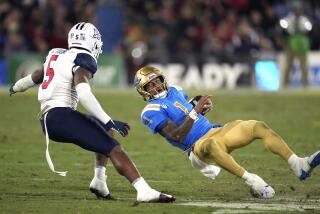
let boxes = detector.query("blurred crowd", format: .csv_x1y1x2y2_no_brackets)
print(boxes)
1,0,320,62
0,0,96,58
123,0,320,64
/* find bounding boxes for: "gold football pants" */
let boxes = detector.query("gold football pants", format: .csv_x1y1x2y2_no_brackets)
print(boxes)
193,120,294,177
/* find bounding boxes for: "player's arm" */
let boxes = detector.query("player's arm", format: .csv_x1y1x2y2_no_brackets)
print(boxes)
159,96,211,143
9,67,44,96
73,67,129,137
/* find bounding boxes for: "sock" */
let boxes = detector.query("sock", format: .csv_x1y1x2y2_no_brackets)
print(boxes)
132,177,152,194
288,154,299,168
94,166,106,180
241,170,251,181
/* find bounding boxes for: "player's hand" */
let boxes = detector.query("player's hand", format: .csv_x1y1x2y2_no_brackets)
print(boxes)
105,120,130,137
194,95,212,114
202,98,212,115
9,84,16,96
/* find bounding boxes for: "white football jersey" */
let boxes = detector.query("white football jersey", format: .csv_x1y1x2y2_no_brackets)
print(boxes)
38,48,97,115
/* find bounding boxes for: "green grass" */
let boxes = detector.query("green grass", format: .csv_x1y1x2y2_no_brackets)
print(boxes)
1,87,320,213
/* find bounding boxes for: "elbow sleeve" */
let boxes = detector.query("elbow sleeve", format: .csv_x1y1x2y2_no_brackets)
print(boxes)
75,83,111,124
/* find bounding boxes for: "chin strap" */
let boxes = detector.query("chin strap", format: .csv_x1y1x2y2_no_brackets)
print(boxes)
153,90,167,99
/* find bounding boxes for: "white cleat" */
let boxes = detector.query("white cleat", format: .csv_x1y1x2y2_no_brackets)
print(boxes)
293,151,320,180
245,174,275,199
137,189,176,203
89,177,114,200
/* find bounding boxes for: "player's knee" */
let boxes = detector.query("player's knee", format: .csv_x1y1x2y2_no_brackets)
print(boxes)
205,140,223,159
254,120,269,130
252,120,271,137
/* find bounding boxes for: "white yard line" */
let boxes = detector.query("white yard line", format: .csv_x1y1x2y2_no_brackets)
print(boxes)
178,201,320,213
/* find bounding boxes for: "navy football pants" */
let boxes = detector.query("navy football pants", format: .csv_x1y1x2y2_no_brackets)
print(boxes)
40,107,119,155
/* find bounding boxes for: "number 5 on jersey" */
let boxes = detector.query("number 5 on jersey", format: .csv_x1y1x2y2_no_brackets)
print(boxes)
42,55,58,89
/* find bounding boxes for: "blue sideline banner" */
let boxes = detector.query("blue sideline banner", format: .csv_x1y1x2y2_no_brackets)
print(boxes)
0,60,7,86
278,52,320,87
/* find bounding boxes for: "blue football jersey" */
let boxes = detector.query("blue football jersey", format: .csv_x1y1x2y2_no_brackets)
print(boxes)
141,86,221,151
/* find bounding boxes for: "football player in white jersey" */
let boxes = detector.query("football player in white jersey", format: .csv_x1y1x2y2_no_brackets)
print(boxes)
9,22,175,203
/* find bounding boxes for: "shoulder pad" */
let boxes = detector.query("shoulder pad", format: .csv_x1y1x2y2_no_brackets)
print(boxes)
74,53,97,75
170,85,183,91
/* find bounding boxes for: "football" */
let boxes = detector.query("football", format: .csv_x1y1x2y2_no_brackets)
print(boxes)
189,95,210,115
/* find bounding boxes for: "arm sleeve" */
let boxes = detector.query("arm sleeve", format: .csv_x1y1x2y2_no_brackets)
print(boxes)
141,109,169,134
12,74,36,92
75,82,111,124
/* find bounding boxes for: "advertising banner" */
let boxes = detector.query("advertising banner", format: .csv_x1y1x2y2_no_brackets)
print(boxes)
149,63,251,90
7,53,126,88
278,52,320,87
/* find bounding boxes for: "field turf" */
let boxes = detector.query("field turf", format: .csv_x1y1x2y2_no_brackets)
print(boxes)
1,88,320,213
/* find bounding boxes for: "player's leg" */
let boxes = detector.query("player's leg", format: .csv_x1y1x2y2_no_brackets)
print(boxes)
108,144,175,202
89,153,113,199
217,120,320,180
193,135,274,198
89,129,116,199
218,120,294,160
283,50,294,87
42,108,175,202
298,52,309,87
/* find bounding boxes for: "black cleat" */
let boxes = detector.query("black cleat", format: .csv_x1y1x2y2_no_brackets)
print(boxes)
158,193,176,203
90,188,115,200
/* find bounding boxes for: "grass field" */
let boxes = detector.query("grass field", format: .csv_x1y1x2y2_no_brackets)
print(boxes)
1,87,320,213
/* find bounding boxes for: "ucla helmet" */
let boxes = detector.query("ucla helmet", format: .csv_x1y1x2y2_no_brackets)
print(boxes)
68,22,103,60
134,66,168,101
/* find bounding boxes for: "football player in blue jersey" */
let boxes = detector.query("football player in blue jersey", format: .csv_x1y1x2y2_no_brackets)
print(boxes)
134,66,320,199
9,23,175,203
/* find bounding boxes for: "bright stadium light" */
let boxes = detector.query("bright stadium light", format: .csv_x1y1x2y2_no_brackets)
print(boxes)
305,21,312,31
280,19,288,29
131,47,143,58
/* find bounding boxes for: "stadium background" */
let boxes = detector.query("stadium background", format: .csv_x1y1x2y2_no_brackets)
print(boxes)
1,0,320,90
1,0,320,213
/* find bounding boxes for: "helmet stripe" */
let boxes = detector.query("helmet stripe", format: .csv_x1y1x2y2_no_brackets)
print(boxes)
79,22,86,30
75,23,81,29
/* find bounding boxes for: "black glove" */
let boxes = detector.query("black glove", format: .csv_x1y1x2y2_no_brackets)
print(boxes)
9,84,16,96
105,119,130,137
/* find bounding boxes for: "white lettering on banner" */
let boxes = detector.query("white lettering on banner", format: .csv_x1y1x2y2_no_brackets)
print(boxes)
183,65,203,89
203,64,224,89
224,64,248,89
150,63,249,89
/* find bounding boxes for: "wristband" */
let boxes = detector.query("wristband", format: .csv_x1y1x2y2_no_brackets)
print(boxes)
188,109,198,120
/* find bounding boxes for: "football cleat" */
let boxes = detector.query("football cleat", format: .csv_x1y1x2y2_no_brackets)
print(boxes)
89,177,114,200
245,174,275,199
295,151,320,180
137,189,176,203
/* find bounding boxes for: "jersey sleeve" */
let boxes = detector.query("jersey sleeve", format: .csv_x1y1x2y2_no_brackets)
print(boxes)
73,53,97,75
141,104,169,134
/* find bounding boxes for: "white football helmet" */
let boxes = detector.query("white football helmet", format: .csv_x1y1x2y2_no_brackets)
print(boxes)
68,22,103,60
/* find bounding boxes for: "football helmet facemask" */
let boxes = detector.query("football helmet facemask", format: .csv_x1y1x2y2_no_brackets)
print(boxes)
134,66,168,101
68,22,103,60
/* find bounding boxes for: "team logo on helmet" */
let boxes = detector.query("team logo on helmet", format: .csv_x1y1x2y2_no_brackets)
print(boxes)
93,28,101,40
